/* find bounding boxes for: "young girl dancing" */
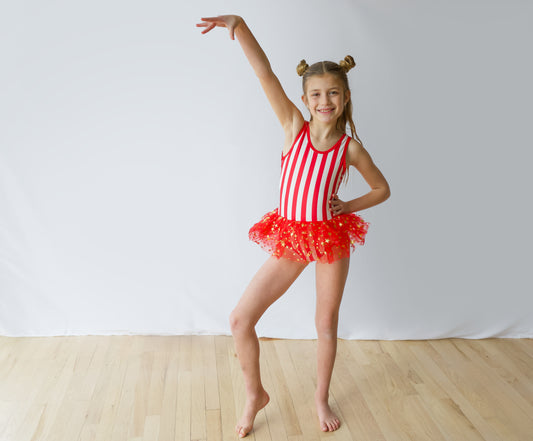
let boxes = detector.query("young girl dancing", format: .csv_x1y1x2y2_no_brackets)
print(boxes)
197,15,390,437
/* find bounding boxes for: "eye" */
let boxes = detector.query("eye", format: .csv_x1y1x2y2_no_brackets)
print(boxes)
329,91,339,95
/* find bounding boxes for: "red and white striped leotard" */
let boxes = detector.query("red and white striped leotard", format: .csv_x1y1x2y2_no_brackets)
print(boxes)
279,121,349,221
248,120,369,263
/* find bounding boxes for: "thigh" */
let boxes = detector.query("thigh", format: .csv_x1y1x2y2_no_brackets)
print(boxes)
315,257,350,322
234,256,308,326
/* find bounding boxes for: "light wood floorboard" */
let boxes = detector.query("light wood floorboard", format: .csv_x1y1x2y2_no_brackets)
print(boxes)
0,336,532,441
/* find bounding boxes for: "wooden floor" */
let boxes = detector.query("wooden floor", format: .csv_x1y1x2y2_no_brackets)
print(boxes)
0,336,532,441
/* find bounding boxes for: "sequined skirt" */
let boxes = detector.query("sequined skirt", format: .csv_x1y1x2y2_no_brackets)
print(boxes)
248,209,369,264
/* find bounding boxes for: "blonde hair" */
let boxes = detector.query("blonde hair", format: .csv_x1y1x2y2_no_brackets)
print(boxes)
297,55,363,147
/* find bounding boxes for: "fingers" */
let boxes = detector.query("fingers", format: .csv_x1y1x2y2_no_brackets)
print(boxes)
197,16,235,38
197,16,227,27
329,194,345,216
196,17,223,34
196,22,216,34
199,16,221,22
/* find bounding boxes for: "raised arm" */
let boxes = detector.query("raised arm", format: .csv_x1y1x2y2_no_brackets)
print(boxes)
197,15,304,135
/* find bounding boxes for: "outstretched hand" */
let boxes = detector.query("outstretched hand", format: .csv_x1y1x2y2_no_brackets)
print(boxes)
196,15,243,40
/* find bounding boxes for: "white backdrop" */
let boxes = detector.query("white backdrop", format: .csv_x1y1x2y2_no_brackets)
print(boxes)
1,0,532,338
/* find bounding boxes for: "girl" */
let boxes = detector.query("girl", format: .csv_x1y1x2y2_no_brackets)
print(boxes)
197,15,390,437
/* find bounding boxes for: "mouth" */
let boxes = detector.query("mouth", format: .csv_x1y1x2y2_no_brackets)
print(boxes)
317,108,334,114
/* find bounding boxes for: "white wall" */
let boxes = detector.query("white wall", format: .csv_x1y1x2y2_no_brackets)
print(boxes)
1,0,532,338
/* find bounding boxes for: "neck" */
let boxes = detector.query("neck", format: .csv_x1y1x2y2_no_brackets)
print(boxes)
309,119,341,140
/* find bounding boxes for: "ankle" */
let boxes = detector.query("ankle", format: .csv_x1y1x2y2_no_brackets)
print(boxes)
315,390,329,403
245,386,267,400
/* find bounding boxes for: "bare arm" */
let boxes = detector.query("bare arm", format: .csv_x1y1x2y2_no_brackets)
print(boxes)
330,139,391,215
197,15,304,135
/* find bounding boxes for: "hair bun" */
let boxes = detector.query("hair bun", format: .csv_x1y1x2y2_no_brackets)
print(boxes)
296,59,309,76
339,55,356,73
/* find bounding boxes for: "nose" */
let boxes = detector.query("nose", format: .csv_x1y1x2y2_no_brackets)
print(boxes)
320,94,331,105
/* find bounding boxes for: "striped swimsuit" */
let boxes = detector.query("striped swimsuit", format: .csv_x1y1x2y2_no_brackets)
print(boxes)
249,121,369,263
279,121,349,221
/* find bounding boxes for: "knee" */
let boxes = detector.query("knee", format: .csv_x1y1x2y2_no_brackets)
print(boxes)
315,315,339,340
229,309,254,335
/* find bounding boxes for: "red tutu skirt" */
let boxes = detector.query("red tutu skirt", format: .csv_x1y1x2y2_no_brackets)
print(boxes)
248,209,370,264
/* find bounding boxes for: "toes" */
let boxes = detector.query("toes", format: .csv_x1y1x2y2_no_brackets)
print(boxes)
321,419,340,432
237,426,249,438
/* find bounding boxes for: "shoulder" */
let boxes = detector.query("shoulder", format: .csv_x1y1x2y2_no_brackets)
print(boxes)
282,116,307,155
288,115,306,140
345,137,379,174
345,137,365,166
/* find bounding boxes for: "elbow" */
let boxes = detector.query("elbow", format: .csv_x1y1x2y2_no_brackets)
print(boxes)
255,64,275,81
384,185,391,201
380,184,391,203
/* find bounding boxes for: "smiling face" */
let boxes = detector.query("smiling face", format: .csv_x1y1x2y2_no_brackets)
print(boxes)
302,73,350,125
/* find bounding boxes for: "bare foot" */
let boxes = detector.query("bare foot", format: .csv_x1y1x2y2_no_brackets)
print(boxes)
235,389,270,438
315,396,341,432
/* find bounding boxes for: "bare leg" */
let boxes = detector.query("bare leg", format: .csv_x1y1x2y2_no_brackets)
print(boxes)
229,256,308,438
314,257,350,432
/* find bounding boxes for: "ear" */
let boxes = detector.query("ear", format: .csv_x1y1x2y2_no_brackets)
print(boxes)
344,89,351,106
301,94,308,108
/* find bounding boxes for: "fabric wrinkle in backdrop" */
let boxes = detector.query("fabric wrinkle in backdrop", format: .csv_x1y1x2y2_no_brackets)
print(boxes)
1,0,532,338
